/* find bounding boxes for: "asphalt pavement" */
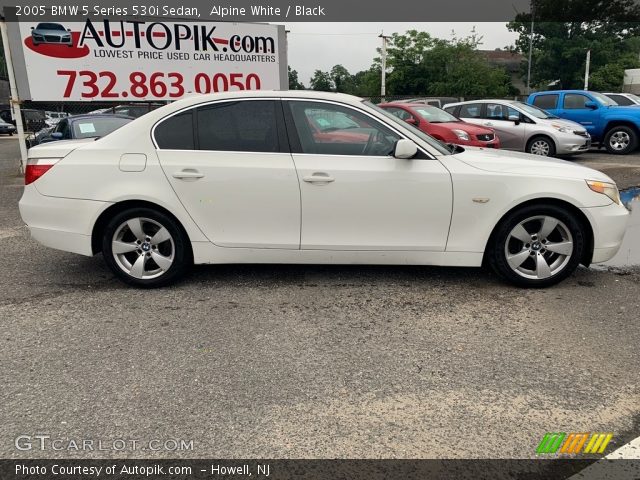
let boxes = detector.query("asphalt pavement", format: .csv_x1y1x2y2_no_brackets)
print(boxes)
1,137,638,461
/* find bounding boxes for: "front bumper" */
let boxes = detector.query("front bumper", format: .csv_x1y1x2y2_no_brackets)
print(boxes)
582,201,630,263
555,133,591,155
19,185,110,256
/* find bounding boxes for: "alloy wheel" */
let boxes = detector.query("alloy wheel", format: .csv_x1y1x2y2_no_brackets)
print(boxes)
504,215,574,280
609,131,630,151
111,217,175,280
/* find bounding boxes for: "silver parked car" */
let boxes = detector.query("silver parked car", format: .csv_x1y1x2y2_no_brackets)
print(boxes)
602,92,640,106
443,100,590,156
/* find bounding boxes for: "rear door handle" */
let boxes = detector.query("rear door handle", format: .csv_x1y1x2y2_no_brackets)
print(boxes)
172,169,204,180
303,173,335,184
483,122,494,126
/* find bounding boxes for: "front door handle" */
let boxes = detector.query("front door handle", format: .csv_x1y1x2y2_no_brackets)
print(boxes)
172,169,204,180
303,173,335,184
483,121,494,126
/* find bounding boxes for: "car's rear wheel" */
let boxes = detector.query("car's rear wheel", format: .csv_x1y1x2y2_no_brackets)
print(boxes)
488,204,585,287
526,136,556,156
102,207,190,287
604,126,638,154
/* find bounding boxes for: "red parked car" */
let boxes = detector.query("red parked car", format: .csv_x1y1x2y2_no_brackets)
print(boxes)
379,102,500,149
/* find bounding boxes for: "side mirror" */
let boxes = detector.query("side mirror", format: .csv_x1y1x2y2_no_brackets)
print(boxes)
394,139,418,159
405,117,418,125
508,114,521,125
50,132,63,139
584,101,598,109
30,27,34,30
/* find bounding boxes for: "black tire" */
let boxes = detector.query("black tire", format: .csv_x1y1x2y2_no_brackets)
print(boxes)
603,125,638,154
487,204,586,288
525,135,556,157
102,207,191,288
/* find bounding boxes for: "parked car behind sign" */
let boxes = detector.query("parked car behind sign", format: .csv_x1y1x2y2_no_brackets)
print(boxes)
36,114,133,145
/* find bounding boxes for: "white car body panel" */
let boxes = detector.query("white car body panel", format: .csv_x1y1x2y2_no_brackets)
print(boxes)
292,153,452,250
18,91,629,275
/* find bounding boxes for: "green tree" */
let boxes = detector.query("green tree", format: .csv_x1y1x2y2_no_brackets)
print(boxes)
330,64,354,93
288,66,305,90
507,0,640,90
309,69,334,91
380,30,514,96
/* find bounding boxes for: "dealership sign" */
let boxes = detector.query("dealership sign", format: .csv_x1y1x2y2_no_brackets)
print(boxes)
6,18,287,101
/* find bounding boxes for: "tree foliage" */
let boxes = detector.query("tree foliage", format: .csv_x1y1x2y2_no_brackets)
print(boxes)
292,28,514,98
507,0,640,90
288,66,305,90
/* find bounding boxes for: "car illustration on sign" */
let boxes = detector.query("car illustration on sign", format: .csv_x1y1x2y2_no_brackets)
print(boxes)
31,23,73,47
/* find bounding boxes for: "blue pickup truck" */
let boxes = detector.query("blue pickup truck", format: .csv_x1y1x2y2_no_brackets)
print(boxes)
527,90,640,154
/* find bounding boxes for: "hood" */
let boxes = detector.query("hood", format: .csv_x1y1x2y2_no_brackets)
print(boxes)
538,117,586,131
27,138,94,159
432,121,493,135
452,147,613,183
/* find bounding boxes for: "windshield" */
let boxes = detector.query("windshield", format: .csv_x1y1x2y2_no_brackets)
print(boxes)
412,106,459,123
511,101,557,119
37,23,66,31
590,91,618,106
72,117,132,139
364,101,451,155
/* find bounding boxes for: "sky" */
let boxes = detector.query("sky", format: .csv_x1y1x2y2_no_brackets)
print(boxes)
283,22,519,86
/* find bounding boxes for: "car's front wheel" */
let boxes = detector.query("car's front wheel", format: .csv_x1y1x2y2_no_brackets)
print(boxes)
604,126,638,154
102,207,191,287
487,204,586,287
526,136,556,156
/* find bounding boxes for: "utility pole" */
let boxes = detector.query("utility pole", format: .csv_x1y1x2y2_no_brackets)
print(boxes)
584,49,591,90
526,2,535,94
379,32,390,102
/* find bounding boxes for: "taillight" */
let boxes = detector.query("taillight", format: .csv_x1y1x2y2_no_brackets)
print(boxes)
24,158,60,185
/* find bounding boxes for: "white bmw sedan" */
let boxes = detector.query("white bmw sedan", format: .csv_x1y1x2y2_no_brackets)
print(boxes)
19,91,629,288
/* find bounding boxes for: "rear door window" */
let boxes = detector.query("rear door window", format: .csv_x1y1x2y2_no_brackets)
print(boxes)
532,94,559,110
196,100,279,153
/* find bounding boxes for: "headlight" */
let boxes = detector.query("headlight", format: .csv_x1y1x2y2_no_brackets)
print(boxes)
551,124,572,133
452,129,469,141
586,180,621,204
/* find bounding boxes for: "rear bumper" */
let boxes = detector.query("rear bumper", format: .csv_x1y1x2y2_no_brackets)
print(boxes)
19,185,110,256
582,202,630,263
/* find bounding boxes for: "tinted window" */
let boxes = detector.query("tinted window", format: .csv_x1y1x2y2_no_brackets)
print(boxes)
443,106,458,115
155,111,194,150
459,103,482,118
288,101,400,156
606,94,633,106
197,101,278,152
563,94,590,109
532,94,558,109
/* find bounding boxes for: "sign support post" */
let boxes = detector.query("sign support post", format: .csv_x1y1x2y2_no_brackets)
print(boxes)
1,20,28,174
